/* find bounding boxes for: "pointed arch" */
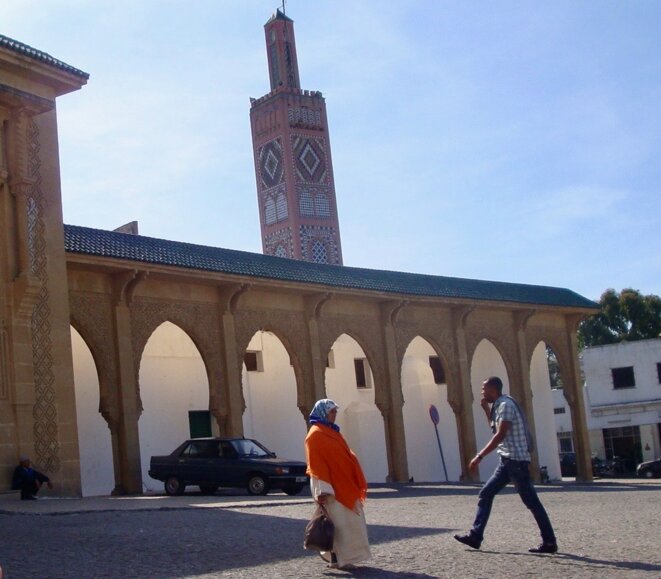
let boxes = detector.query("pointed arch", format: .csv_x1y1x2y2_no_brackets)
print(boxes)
137,321,210,492
470,338,511,480
400,336,461,481
70,325,115,496
241,329,307,462
324,333,388,482
529,340,564,480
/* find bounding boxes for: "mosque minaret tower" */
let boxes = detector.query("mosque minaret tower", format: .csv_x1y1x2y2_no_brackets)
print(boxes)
250,9,343,265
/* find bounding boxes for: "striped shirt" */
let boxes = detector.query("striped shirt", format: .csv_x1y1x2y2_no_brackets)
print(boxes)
492,395,532,462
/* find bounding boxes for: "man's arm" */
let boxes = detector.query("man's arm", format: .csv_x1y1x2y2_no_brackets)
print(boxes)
469,420,511,473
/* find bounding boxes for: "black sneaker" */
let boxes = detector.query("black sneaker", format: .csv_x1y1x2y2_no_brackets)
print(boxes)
453,533,481,549
529,542,558,554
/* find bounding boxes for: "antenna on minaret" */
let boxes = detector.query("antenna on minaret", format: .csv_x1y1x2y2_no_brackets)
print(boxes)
281,0,286,14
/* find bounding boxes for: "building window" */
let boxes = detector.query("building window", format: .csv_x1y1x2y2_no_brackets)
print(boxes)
611,366,635,389
657,362,661,384
553,407,566,415
557,432,573,453
429,356,446,384
244,351,263,372
275,192,288,221
354,358,372,389
264,197,276,225
326,349,335,369
315,192,330,217
299,190,314,216
311,239,328,264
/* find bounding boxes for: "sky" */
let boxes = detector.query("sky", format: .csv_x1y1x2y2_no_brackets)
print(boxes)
2,0,660,301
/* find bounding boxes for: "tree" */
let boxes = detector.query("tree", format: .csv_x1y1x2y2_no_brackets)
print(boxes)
578,288,661,348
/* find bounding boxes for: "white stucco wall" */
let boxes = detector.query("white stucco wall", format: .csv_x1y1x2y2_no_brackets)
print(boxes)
401,337,461,482
554,339,661,462
138,321,209,492
325,334,389,482
241,332,308,462
71,327,115,497
470,339,510,480
530,342,561,480
583,339,661,407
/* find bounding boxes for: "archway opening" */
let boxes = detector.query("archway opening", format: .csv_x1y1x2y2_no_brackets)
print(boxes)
241,330,307,462
138,321,210,492
401,337,461,481
324,334,388,482
71,325,114,496
531,342,565,480
470,339,510,480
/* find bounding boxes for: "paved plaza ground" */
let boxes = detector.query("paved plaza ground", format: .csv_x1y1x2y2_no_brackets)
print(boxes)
0,479,659,578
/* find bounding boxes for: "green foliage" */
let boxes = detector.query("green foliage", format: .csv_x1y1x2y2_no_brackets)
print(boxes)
578,288,661,348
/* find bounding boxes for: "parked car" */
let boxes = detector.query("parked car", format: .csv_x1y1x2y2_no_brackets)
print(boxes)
636,458,661,479
149,437,309,496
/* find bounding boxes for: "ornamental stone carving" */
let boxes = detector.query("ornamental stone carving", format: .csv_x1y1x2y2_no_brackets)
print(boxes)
130,299,225,414
69,291,117,422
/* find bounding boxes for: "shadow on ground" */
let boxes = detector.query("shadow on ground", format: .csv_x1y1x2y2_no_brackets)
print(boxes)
0,508,450,579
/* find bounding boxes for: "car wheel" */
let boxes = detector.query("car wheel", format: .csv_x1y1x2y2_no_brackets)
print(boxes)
283,484,305,496
164,476,185,496
247,475,269,496
199,485,218,495
644,469,654,479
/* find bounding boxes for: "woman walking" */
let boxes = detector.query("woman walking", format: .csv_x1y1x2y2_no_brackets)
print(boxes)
305,399,371,570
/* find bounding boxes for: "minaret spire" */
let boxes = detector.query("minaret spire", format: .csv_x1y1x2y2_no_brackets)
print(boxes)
249,11,344,265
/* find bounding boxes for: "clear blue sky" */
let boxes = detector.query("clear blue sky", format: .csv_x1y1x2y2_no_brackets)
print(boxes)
2,1,659,300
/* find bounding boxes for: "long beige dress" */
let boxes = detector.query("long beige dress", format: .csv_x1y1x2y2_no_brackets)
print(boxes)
311,476,371,567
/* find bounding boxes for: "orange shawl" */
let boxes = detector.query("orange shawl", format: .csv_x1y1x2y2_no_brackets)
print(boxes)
305,424,368,511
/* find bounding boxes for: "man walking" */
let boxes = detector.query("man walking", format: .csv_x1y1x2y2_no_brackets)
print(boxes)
453,376,558,553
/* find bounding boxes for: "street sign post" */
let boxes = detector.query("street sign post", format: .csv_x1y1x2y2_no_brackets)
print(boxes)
429,404,449,482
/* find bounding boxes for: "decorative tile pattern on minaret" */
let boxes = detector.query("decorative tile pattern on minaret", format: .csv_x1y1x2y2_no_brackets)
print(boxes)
250,9,343,265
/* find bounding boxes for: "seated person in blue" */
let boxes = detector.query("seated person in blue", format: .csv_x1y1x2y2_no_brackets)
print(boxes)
12,456,52,500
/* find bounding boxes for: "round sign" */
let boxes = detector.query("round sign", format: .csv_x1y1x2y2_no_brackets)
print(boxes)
429,404,440,425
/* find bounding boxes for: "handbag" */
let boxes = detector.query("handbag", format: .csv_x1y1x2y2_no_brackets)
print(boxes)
303,503,335,552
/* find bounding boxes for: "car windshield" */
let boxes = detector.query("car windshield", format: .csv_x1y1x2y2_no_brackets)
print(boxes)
232,439,272,458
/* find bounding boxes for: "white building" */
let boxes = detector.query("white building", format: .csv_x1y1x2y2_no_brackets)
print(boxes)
553,338,661,469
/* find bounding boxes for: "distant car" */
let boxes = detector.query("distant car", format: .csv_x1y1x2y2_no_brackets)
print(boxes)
636,458,661,479
149,437,309,496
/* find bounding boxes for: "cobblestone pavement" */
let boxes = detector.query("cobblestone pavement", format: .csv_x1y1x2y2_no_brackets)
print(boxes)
0,480,659,578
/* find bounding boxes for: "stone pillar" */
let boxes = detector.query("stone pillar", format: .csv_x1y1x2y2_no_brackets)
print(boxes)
109,271,145,494
563,315,593,482
380,302,409,483
304,294,331,416
451,306,479,481
512,310,541,481
218,284,250,437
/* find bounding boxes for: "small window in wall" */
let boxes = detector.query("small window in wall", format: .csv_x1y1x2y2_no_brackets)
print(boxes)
611,366,635,389
429,356,446,384
326,349,335,369
657,362,661,384
188,411,212,439
553,407,566,415
557,432,573,453
354,358,372,389
244,351,264,372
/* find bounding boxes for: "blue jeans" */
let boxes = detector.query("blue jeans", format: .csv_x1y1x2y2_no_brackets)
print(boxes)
471,456,556,544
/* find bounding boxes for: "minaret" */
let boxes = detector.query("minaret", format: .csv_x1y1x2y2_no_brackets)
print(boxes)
250,9,343,265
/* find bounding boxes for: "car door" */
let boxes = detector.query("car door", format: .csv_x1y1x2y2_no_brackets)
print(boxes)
180,440,217,484
216,441,242,486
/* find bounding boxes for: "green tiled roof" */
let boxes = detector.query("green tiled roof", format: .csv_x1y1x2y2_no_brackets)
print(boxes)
0,34,89,79
64,224,598,310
